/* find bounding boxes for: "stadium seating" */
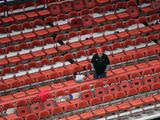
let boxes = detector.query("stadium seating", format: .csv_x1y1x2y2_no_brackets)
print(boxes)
0,0,160,119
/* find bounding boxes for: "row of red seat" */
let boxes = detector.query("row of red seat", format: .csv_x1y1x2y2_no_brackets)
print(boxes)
0,23,159,68
59,94,160,120
1,73,160,120
0,59,159,106
0,42,159,77
0,13,159,50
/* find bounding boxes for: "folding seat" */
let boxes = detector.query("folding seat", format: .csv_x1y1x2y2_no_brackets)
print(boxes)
152,82,160,91
0,26,8,39
154,66,160,74
49,4,61,16
84,0,95,8
80,83,90,91
44,16,55,28
27,61,39,70
139,85,151,93
1,67,13,76
105,105,119,114
142,69,153,76
115,2,129,20
64,104,76,112
123,39,135,51
30,40,42,49
115,22,129,39
87,47,97,59
111,67,126,75
80,29,94,47
43,37,54,45
131,78,142,88
76,100,89,109
146,34,159,46
138,16,153,34
135,36,146,49
92,6,105,24
38,110,50,119
0,82,8,91
30,102,43,114
119,81,131,91
25,113,37,120
144,76,154,86
32,19,48,36
16,100,28,107
56,14,71,31
73,0,84,11
103,25,117,42
118,75,129,82
107,84,118,94
104,4,117,22
55,34,71,52
139,0,155,14
43,100,54,111
67,115,81,120
68,31,82,49
14,64,26,73
24,3,38,19
17,106,30,117
1,8,14,24
12,5,26,22
81,15,94,27
9,23,21,36
22,21,33,33
36,74,48,82
133,51,145,61
114,91,126,100
90,97,101,106
92,27,106,44
127,87,139,97
117,102,131,113
51,56,64,69
81,90,92,101
105,77,117,85
126,19,140,37
142,96,156,105
5,45,18,54
80,111,94,119
149,14,159,24
51,107,63,115
61,1,72,14
111,42,123,54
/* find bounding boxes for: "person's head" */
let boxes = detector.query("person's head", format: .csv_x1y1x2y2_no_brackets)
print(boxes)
97,48,103,57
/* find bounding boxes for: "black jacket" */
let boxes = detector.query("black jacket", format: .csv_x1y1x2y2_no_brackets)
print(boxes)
91,53,110,74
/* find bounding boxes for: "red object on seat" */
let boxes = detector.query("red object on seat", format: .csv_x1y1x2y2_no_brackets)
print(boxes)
38,90,50,102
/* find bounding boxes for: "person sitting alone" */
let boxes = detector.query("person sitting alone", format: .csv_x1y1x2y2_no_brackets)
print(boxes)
91,48,110,80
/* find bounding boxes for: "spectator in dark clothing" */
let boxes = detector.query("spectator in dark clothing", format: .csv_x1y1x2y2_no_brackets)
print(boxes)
91,48,110,80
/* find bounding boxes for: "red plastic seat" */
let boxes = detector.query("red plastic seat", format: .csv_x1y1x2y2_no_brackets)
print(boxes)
25,113,37,120
51,107,63,115
73,0,84,11
104,4,117,22
92,6,105,24
17,106,30,117
139,85,151,93
77,100,89,109
107,84,118,94
95,87,106,98
115,2,129,19
84,0,95,8
81,90,92,101
90,97,101,106
139,0,155,14
127,88,139,96
64,104,76,112
115,91,126,99
30,103,43,114
61,1,72,14
80,111,94,119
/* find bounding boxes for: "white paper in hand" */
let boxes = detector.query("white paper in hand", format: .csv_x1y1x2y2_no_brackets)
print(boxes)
75,74,85,83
